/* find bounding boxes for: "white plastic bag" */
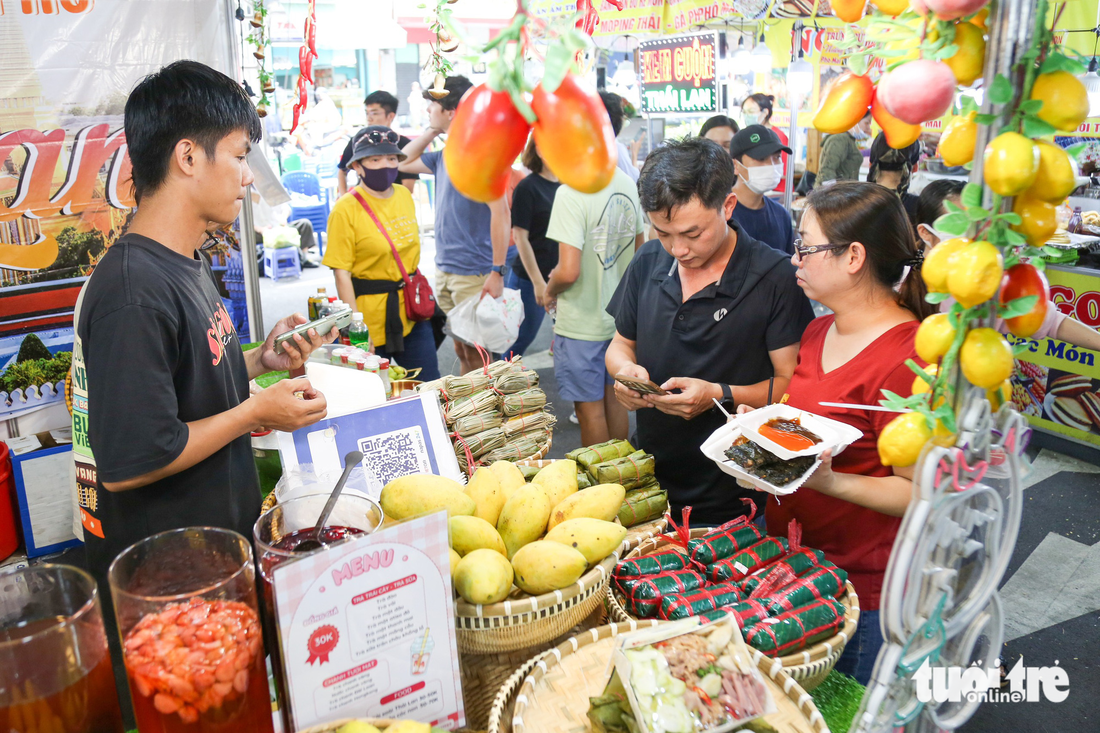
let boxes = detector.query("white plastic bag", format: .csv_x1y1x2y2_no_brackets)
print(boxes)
447,288,524,353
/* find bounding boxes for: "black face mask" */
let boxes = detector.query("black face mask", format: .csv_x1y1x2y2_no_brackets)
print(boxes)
356,164,399,191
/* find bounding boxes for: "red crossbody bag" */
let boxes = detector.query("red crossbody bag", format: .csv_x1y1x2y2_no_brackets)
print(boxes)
351,189,436,322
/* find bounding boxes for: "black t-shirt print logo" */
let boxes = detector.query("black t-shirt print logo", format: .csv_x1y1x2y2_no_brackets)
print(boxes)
206,301,237,366
592,192,638,271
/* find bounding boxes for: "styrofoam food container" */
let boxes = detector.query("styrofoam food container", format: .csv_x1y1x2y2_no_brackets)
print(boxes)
736,404,862,460
700,424,820,496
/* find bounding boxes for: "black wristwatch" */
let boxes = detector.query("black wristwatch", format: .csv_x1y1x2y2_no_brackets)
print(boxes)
719,383,735,411
491,265,505,275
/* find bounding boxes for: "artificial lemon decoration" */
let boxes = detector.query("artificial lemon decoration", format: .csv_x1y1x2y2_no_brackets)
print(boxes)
960,328,1014,389
983,132,1039,196
1026,140,1077,204
911,364,939,396
943,22,985,86
915,313,957,363
938,112,978,167
947,241,1004,308
1030,70,1090,132
922,237,970,292
1012,196,1058,246
987,380,1012,410
878,412,934,467
870,0,909,14
932,419,957,447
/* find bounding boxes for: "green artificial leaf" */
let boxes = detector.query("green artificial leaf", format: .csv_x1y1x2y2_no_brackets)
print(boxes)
998,295,1039,319
974,113,998,125
933,44,959,61
875,48,916,58
935,212,970,236
1066,141,1089,161
958,95,979,115
966,206,991,222
907,359,937,385
1018,99,1044,114
932,403,958,434
1032,257,1047,271
541,41,576,94
1023,115,1058,138
878,390,912,411
961,183,984,208
925,291,952,304
849,54,870,77
989,74,1014,105
1040,54,1065,74
943,199,965,215
1013,341,1033,356
998,212,1023,226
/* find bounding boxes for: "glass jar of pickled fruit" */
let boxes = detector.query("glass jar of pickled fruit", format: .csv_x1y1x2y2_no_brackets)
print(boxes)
1,563,125,733
109,527,273,733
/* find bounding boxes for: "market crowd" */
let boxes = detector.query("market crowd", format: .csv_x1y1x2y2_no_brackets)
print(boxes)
74,62,1100,701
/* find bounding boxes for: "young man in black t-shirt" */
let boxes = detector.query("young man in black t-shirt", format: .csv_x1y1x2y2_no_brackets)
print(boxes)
74,61,336,588
337,90,419,196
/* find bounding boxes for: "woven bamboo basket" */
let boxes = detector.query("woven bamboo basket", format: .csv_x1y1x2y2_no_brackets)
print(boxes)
454,551,618,654
606,531,860,692
491,621,829,733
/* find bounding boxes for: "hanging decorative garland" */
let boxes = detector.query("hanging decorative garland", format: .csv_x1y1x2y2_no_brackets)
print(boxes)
290,0,318,133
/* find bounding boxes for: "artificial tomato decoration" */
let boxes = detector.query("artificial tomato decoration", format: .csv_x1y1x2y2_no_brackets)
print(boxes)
532,73,618,194
871,90,922,148
443,84,531,203
999,263,1050,337
813,72,873,134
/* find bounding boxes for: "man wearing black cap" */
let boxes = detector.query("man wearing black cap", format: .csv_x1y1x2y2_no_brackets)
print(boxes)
727,125,795,256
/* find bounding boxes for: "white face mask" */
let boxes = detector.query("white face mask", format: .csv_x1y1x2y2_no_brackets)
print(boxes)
918,223,946,247
744,162,784,194
851,125,871,141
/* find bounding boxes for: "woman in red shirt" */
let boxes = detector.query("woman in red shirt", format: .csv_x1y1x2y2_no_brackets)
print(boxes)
761,182,933,684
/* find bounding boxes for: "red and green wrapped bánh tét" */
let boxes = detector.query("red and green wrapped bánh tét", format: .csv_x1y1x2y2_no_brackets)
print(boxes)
623,594,662,618
687,523,764,566
744,598,846,656
740,548,825,595
762,563,848,615
706,537,789,583
626,569,705,601
659,581,744,620
613,548,686,579
696,599,771,628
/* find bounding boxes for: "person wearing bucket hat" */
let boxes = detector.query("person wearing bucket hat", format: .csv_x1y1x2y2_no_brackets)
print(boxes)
727,125,795,255
323,126,441,381
337,90,419,197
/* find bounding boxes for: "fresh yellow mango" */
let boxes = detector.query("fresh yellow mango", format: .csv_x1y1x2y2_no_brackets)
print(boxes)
464,467,506,526
448,548,461,581
380,474,475,520
548,483,626,530
544,518,627,565
383,722,431,733
511,541,588,594
454,548,514,604
496,483,552,559
488,460,527,500
336,722,382,733
531,459,579,509
449,515,507,557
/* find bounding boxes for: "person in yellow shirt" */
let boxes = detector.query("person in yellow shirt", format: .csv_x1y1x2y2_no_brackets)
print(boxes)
324,127,441,380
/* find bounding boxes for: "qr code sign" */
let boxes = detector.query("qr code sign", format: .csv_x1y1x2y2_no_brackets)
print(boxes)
359,427,432,489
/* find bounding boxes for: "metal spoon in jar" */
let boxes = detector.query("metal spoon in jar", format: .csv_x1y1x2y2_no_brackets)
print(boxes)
292,450,364,554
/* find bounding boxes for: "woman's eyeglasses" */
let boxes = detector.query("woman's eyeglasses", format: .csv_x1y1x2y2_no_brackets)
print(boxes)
362,128,400,145
793,238,850,261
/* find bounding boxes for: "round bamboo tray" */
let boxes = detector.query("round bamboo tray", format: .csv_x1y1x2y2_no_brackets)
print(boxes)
454,551,618,654
492,622,829,733
607,531,860,692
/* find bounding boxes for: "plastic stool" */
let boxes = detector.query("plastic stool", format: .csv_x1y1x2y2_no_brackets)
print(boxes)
263,246,302,281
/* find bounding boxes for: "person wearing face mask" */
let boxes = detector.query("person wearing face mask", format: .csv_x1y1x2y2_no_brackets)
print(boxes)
916,179,1100,351
815,111,872,188
727,125,795,255
740,94,789,194
323,126,442,381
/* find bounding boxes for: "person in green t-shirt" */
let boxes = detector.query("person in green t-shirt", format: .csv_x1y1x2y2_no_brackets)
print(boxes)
541,167,645,446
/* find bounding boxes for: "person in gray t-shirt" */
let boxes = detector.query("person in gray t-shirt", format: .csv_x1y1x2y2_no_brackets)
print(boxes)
400,75,510,374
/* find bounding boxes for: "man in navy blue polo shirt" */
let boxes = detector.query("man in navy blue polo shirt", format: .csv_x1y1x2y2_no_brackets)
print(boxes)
606,137,815,526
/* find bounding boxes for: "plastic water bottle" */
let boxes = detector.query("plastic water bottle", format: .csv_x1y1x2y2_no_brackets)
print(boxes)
349,312,371,351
